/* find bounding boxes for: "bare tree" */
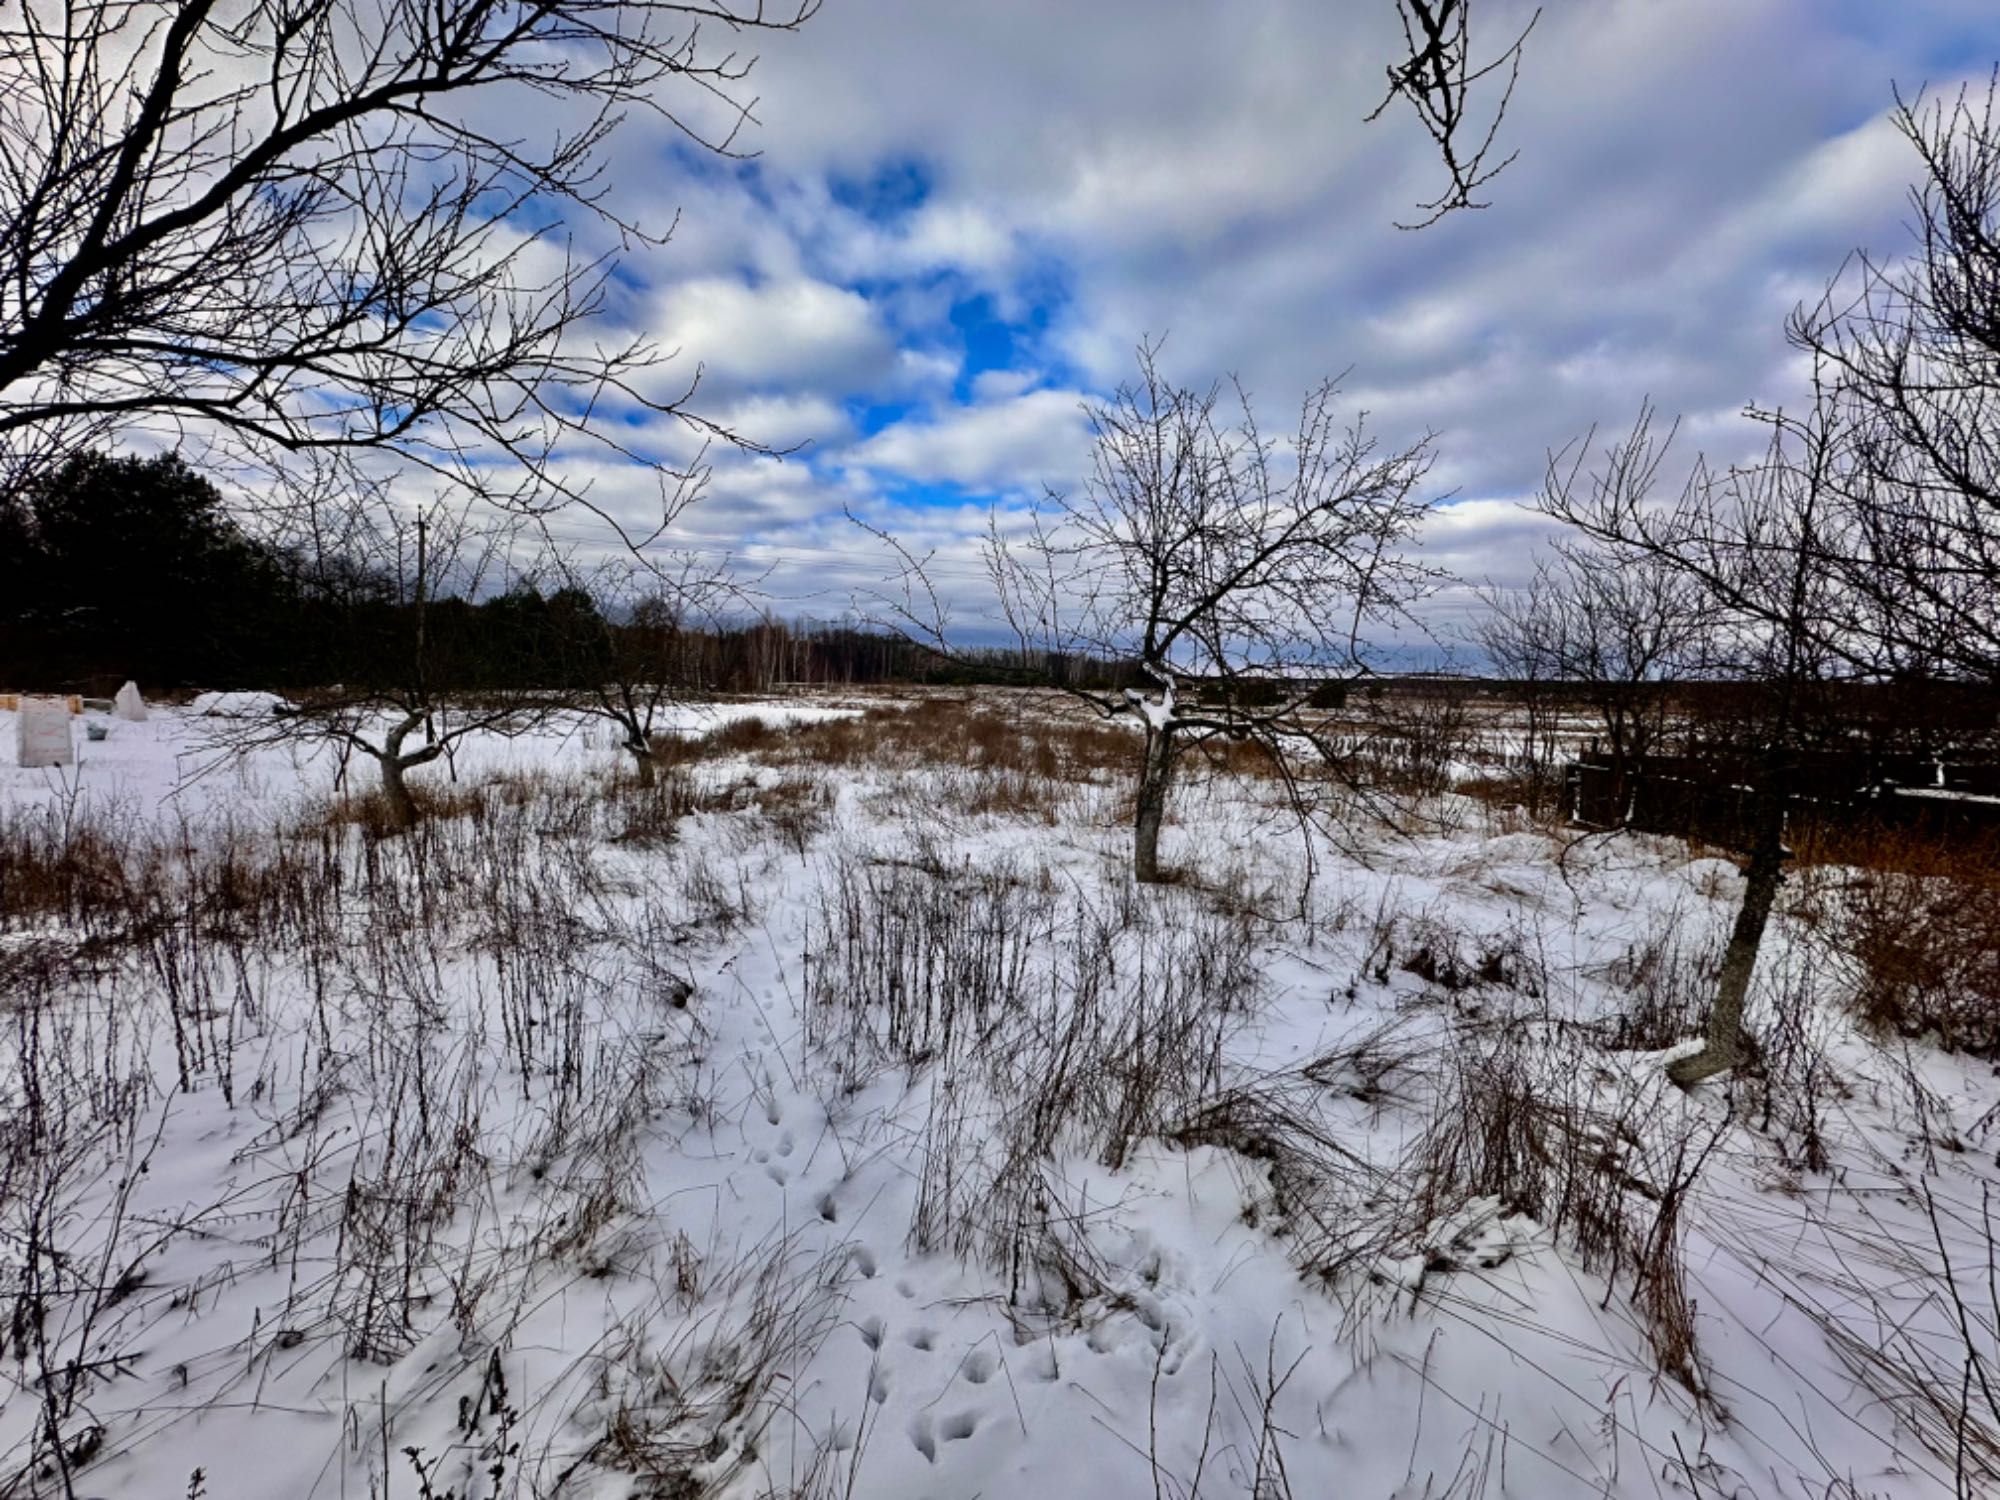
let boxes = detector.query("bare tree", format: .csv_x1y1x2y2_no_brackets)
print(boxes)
1789,75,2000,682
870,342,1438,884
560,553,733,785
0,0,815,522
210,506,550,829
1541,393,1852,1087
1479,507,1712,819
1370,0,1540,229
1474,562,1573,818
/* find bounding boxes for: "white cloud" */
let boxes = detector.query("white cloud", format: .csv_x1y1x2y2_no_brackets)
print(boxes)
649,276,897,397
706,393,852,452
851,388,1092,493
374,0,1987,646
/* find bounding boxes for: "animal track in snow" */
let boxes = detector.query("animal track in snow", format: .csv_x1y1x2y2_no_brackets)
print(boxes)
868,1367,892,1404
858,1316,884,1351
940,1411,978,1442
849,1246,878,1278
909,1416,936,1463
816,1191,838,1223
961,1348,997,1384
905,1325,937,1351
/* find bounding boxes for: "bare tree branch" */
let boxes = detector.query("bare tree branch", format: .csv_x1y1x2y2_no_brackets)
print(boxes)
1368,0,1539,229
0,0,817,531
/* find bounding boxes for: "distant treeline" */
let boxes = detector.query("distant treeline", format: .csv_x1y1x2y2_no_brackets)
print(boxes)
0,449,1155,696
13,451,1987,740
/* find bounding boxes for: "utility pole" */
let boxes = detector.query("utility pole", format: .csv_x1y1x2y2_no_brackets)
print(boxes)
415,513,434,746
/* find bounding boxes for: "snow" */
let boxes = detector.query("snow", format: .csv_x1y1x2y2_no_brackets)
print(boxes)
1895,785,2000,806
0,694,1995,1499
189,687,296,716
1123,678,1177,732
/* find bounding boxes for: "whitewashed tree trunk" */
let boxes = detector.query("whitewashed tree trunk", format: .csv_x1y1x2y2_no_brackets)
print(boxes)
1133,724,1177,884
379,755,418,831
372,712,435,832
629,738,658,787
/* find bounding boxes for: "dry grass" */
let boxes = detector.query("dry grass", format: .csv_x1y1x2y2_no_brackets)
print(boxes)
1403,1019,1725,1404
669,694,1148,828
1795,826,2000,1056
692,694,1138,779
0,801,145,936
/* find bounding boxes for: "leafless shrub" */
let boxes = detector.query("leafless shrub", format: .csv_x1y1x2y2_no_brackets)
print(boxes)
1365,690,1480,804
1399,1021,1726,1402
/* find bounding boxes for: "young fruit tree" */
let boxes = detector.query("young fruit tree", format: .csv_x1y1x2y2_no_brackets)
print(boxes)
961,343,1437,884
1540,391,1853,1087
558,554,734,786
1476,489,1713,821
212,509,551,830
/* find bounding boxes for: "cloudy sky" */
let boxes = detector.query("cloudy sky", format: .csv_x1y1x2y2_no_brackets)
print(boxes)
534,0,2000,658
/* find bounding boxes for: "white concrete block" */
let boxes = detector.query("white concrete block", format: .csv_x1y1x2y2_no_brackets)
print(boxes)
16,697,74,768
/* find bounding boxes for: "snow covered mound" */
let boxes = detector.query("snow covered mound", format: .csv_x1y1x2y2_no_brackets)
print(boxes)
189,688,294,717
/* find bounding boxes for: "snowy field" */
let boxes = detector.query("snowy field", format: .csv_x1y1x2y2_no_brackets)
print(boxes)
2,693,1997,1498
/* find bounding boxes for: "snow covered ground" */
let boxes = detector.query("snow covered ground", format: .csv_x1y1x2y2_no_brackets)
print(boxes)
1,694,1995,1498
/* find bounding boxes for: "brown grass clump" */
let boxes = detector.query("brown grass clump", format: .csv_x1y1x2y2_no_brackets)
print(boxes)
311,779,488,838
0,803,140,930
1799,826,2000,1056
671,694,1147,829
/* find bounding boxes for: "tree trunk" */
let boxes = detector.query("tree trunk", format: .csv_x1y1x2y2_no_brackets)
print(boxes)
379,754,418,832
1667,792,1788,1087
1133,726,1176,883
376,711,426,833
630,741,657,787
